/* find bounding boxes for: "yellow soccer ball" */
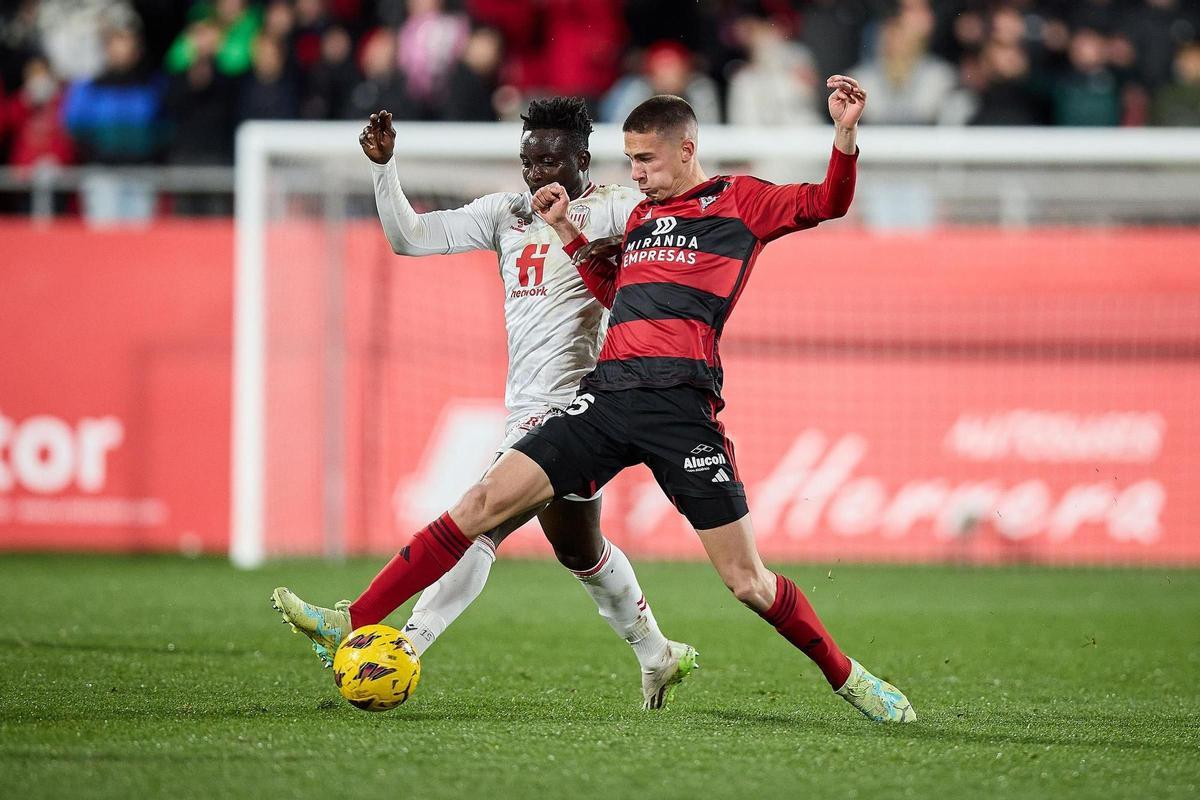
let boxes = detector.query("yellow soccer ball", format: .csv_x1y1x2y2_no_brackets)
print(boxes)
332,624,421,712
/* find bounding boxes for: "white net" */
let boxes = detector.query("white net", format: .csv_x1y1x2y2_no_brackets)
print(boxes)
233,123,1200,567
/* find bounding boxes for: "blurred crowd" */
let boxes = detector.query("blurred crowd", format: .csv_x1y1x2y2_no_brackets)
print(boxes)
0,0,1198,173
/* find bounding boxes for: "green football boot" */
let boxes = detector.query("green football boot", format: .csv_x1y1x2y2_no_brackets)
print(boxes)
271,587,352,668
836,658,916,722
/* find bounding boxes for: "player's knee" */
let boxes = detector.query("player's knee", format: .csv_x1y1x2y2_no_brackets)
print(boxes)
453,481,505,529
727,578,757,606
552,545,603,573
725,570,774,611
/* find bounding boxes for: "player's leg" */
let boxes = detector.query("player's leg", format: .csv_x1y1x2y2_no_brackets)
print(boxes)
694,512,914,722
694,511,849,684
401,414,557,656
400,510,538,656
275,390,631,667
537,496,698,709
634,386,913,722
272,449,554,664
636,385,850,684
349,449,553,626
535,495,604,570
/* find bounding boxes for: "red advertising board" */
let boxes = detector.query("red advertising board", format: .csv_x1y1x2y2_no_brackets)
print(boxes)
1,221,233,554
2,220,1198,564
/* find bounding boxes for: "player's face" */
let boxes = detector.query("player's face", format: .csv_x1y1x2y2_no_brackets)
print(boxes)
520,130,588,197
624,130,686,201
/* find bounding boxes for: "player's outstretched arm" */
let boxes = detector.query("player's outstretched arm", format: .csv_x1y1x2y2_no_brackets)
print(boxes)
782,75,866,224
739,78,865,241
793,75,866,222
365,109,494,257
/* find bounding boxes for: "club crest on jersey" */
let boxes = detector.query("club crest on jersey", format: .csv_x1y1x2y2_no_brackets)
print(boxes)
568,205,591,230
697,181,728,212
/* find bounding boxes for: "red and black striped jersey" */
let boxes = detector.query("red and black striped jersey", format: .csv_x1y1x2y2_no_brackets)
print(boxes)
565,146,858,403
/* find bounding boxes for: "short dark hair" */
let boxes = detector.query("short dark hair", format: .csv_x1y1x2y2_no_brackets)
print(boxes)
521,96,593,152
622,95,697,137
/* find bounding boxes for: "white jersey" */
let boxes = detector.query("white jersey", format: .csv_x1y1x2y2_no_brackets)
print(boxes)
371,158,642,428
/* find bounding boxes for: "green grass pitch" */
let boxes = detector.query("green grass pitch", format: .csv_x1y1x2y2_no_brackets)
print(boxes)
1,554,1197,799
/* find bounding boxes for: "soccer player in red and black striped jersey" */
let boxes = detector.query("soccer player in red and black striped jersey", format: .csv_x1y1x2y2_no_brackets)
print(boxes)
308,75,914,722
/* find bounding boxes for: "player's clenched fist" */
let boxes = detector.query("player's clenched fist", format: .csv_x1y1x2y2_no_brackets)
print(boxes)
532,182,570,225
360,109,396,164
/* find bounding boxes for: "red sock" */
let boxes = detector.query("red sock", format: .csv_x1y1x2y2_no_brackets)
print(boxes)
759,573,852,689
349,514,471,627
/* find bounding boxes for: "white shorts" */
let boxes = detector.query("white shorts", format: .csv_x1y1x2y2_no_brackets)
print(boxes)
498,406,599,503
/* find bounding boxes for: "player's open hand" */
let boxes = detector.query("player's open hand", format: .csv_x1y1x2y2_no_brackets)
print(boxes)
826,75,866,128
532,182,570,225
360,110,396,164
572,235,623,266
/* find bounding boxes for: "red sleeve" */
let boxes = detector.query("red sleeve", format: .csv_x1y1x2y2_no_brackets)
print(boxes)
738,146,858,242
563,233,618,309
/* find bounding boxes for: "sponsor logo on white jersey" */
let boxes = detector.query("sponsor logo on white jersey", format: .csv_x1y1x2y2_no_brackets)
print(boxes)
511,243,549,299
509,285,548,298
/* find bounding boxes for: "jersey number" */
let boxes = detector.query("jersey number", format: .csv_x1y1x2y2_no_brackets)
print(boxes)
516,244,549,287
565,393,595,416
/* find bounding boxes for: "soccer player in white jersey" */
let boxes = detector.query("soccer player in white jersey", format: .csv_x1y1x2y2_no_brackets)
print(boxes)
272,99,698,710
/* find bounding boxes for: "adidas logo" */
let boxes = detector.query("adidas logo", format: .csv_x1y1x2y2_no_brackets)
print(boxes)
711,468,731,483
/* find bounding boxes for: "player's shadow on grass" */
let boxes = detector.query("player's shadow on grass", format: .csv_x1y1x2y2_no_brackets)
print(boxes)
698,708,1196,754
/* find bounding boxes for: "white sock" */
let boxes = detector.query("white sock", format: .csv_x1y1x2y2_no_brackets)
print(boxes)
572,539,671,672
401,536,496,656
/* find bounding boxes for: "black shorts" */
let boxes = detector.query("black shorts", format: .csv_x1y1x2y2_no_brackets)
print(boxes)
510,385,748,530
